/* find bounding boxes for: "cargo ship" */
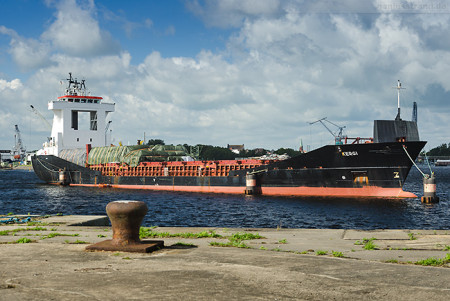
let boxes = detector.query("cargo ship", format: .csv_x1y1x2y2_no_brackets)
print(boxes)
32,74,426,198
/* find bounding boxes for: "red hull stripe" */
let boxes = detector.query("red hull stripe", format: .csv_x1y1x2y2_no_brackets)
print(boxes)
57,95,103,100
68,184,417,198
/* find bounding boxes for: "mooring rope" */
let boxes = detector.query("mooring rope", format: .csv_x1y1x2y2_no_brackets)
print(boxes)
36,157,60,173
402,145,428,179
424,152,433,175
36,157,77,183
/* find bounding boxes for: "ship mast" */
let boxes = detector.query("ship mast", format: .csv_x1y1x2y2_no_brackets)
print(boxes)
395,80,405,120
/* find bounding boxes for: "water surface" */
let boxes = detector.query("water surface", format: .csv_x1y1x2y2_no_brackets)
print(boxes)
1,165,448,229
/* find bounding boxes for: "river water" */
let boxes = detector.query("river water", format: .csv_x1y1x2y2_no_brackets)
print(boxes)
0,165,448,229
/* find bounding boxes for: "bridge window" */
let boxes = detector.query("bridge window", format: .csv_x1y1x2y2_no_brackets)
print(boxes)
90,112,97,131
71,110,97,131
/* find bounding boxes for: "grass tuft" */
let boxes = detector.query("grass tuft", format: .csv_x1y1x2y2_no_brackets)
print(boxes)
68,240,89,244
415,253,450,266
355,237,378,250
230,232,264,241
0,227,48,236
139,227,222,239
16,237,32,243
209,231,264,249
209,241,250,248
42,232,79,239
408,233,417,240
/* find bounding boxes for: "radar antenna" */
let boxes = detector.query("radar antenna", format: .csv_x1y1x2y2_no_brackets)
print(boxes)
63,72,87,96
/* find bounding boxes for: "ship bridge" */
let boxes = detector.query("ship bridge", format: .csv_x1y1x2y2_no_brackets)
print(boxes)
40,73,115,155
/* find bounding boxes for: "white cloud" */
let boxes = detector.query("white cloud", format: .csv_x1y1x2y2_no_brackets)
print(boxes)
1,0,450,152
42,0,120,56
0,26,52,71
0,79,23,91
187,0,282,28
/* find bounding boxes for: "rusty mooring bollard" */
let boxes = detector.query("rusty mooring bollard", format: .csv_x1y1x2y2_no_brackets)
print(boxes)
86,200,164,253
421,174,439,204
108,200,147,246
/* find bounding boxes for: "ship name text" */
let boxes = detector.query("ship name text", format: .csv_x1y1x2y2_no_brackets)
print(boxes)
341,151,358,156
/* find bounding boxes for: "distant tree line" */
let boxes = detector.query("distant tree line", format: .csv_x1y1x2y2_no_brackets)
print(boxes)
199,145,236,160
146,139,165,145
273,148,301,158
426,143,450,156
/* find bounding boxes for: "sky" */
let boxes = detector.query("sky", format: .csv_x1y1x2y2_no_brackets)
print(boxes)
1,0,449,153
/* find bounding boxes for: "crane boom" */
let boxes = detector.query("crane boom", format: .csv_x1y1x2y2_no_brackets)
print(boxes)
309,117,335,137
323,118,346,139
309,117,346,145
30,105,52,130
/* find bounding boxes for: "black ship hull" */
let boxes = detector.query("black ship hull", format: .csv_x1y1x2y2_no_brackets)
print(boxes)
32,141,426,198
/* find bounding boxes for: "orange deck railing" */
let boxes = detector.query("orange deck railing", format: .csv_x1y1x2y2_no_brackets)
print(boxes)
89,159,275,177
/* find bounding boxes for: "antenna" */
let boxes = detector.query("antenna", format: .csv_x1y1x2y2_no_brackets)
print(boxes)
67,72,74,88
394,80,405,120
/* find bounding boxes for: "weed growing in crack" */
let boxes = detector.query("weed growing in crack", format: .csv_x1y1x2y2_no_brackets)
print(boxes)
415,253,450,266
332,251,344,257
408,233,417,240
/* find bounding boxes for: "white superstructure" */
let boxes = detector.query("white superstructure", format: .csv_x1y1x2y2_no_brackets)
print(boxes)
38,73,115,155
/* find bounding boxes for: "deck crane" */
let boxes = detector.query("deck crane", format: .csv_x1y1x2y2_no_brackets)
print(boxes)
13,125,26,160
309,117,347,145
30,105,52,130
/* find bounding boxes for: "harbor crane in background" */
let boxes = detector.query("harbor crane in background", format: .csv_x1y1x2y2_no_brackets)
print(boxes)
309,117,347,145
30,105,52,130
412,101,418,123
13,125,26,160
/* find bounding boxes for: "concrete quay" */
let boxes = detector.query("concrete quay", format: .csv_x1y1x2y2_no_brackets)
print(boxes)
0,215,449,300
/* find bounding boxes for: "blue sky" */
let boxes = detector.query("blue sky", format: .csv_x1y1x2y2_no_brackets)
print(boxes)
1,0,449,153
